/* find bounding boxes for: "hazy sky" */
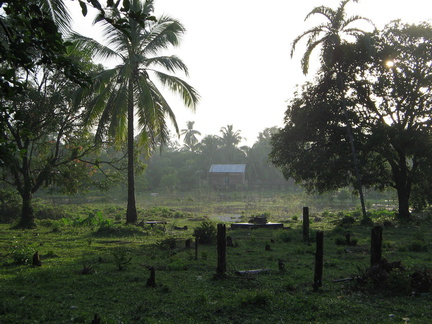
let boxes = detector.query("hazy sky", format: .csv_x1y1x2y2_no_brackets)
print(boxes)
70,0,432,146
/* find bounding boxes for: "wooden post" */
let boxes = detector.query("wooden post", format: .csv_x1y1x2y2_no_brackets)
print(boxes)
313,231,324,291
216,223,227,276
185,238,191,249
370,226,383,267
146,266,156,287
32,251,42,267
303,207,310,241
345,233,351,245
194,237,198,260
91,314,101,324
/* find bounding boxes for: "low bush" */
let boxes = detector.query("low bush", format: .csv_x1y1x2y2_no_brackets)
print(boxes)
193,221,216,244
0,189,21,223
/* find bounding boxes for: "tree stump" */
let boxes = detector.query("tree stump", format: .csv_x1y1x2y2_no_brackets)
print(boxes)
216,224,226,276
226,236,234,247
185,238,192,249
313,231,324,291
91,314,101,324
32,251,42,267
370,226,383,267
303,207,310,241
146,266,156,287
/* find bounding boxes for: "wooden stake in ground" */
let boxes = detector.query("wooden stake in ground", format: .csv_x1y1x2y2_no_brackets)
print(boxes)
146,266,156,287
32,251,42,267
91,314,101,324
370,226,383,267
216,223,227,276
313,231,324,291
303,207,310,241
194,237,198,260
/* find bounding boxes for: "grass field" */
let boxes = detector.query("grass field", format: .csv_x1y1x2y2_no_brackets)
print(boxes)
1,191,431,323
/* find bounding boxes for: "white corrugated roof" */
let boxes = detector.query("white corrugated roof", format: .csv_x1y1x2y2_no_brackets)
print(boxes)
209,164,246,173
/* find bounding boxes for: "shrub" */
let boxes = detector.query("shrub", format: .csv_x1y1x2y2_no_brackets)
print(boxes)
111,247,131,271
156,237,177,250
193,221,216,244
337,216,356,227
9,243,35,265
408,240,428,252
0,189,21,223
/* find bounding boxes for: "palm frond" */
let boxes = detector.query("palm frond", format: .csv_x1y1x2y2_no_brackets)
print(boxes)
140,18,186,56
68,32,122,62
152,70,199,109
301,36,327,74
145,55,189,75
305,6,335,23
39,0,72,34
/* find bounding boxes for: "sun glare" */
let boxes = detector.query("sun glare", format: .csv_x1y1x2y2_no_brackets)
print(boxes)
386,60,395,68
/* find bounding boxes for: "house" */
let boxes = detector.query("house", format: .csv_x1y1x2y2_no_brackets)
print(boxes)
208,164,246,189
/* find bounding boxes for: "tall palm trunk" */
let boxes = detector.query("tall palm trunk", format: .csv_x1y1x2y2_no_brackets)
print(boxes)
126,77,138,224
338,72,367,220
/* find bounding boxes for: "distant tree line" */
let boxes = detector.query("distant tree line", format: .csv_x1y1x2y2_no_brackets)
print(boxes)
137,125,288,192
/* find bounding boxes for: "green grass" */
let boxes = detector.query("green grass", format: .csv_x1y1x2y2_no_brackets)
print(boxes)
1,199,432,323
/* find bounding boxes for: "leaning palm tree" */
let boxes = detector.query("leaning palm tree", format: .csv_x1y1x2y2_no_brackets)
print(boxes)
291,0,374,220
72,0,199,224
181,121,201,152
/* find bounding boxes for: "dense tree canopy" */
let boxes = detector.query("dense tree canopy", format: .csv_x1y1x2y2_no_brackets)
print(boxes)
271,21,432,220
0,62,103,228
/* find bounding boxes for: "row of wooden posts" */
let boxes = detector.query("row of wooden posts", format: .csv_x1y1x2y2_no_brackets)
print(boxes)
215,207,384,291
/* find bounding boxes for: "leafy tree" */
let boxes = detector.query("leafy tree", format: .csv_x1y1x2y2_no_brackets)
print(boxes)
72,0,199,224
290,0,374,219
247,127,285,188
181,121,201,152
271,21,432,221
0,64,102,228
0,0,97,98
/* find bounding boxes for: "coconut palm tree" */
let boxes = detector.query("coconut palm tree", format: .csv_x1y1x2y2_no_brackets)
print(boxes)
290,0,374,220
181,121,201,152
291,0,374,74
219,125,243,148
72,0,199,224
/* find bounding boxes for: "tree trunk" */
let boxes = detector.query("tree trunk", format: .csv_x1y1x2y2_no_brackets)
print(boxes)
18,190,36,229
392,153,412,221
126,78,137,224
396,184,411,221
339,72,367,221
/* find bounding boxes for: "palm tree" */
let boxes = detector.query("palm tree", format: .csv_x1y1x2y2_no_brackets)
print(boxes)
72,0,199,224
290,0,374,220
181,121,201,152
217,125,246,163
219,125,243,148
291,0,374,74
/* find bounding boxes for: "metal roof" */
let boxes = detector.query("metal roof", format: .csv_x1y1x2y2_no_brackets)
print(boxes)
209,164,246,173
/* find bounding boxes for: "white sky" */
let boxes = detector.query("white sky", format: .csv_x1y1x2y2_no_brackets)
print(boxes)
69,0,432,146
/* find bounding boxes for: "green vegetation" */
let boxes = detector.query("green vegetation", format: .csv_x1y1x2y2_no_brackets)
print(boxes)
1,197,432,323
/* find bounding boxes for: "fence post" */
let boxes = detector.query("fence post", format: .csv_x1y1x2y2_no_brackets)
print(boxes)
194,237,198,260
370,226,383,267
216,223,227,277
313,231,324,291
303,207,310,241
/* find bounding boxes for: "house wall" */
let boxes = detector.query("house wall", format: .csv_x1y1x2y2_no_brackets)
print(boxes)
209,172,245,187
